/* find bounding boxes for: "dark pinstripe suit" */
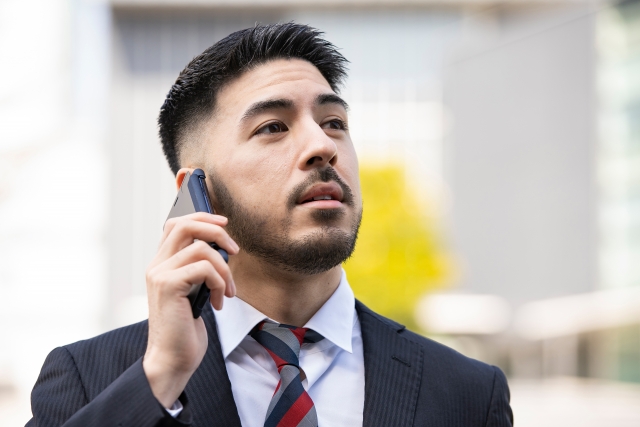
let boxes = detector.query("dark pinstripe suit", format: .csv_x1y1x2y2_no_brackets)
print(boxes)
27,301,513,427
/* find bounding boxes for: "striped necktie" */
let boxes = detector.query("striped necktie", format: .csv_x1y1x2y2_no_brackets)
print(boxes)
250,321,324,427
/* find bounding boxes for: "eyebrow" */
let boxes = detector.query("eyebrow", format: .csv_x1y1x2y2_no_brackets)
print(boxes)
240,98,294,125
240,93,349,125
315,93,349,111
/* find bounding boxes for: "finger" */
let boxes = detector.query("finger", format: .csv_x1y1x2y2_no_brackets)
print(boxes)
157,259,227,309
162,220,239,260
157,219,239,264
160,212,228,247
182,260,226,311
158,240,235,297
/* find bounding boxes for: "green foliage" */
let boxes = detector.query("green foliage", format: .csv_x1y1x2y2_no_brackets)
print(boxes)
344,164,456,331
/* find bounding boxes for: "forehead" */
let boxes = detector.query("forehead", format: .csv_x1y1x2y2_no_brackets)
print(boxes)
216,58,335,114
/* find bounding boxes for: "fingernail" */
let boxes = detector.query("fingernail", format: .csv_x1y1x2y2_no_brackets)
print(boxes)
229,238,240,252
231,280,237,297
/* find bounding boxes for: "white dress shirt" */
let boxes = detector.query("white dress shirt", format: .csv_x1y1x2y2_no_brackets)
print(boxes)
215,269,365,426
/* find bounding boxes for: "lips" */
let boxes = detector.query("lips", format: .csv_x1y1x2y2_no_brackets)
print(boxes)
297,182,344,205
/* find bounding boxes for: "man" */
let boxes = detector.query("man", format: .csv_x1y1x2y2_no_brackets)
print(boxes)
28,23,513,427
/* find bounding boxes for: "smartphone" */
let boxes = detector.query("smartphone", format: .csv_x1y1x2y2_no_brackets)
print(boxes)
166,168,229,318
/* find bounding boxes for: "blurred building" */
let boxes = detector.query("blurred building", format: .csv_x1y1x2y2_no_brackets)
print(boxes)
1,0,640,425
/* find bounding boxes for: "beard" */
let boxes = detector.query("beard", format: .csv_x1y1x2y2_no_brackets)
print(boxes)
207,167,362,275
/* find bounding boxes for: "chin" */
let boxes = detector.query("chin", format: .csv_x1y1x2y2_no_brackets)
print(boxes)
279,227,357,275
309,207,346,222
293,222,352,243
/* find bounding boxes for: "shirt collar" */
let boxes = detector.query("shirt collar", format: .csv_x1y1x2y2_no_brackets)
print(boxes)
213,269,355,359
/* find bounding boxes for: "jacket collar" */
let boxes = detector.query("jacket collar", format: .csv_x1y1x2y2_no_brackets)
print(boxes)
357,300,424,427
184,304,243,426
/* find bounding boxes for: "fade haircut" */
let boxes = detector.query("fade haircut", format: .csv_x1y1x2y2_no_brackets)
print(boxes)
158,22,349,175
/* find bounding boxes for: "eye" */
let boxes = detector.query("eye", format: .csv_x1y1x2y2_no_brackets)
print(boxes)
322,118,347,131
255,121,288,135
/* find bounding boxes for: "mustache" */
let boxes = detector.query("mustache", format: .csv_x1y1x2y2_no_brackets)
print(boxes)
287,167,355,209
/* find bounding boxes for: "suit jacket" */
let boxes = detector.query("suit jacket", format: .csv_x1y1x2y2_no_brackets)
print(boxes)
27,301,513,427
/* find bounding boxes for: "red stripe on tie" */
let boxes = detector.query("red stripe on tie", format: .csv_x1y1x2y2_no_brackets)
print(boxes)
273,380,281,396
290,327,307,345
265,348,288,370
276,391,314,427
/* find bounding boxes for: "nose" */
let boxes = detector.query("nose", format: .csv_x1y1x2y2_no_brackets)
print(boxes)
297,121,338,170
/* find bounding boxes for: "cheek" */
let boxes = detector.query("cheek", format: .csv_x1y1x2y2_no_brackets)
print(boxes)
350,173,363,207
219,146,293,208
339,147,362,199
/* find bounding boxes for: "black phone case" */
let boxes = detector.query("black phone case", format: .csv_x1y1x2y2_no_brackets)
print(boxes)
166,169,229,318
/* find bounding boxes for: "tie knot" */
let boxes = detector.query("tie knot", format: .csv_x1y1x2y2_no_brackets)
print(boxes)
249,321,323,369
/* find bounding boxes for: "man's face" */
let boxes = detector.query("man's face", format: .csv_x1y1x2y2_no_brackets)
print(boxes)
193,58,362,275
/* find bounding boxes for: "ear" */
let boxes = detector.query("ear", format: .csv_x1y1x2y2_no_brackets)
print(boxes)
175,167,195,190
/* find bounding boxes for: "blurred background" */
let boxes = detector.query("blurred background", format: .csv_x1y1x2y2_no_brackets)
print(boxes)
1,0,640,425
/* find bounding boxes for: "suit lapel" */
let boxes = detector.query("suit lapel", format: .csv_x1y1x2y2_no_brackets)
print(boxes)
357,301,424,427
185,305,242,426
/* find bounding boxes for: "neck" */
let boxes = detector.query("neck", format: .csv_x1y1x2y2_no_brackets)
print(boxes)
229,252,342,327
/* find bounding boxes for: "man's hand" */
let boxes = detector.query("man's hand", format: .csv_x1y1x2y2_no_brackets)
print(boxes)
142,212,239,408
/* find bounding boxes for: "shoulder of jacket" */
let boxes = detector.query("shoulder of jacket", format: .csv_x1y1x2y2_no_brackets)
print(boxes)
356,300,498,378
63,320,149,360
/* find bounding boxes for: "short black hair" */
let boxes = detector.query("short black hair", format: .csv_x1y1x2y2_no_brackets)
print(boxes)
158,22,349,175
